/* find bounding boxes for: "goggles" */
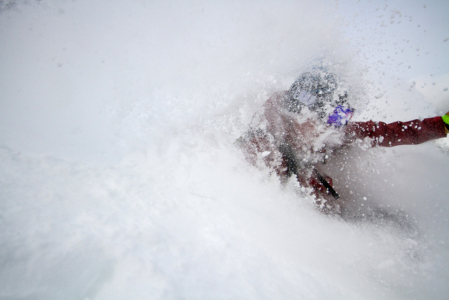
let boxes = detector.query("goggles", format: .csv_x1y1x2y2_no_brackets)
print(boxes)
327,105,354,127
292,90,317,106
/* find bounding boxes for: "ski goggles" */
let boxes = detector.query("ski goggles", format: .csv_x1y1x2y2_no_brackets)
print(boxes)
292,90,317,106
327,105,354,127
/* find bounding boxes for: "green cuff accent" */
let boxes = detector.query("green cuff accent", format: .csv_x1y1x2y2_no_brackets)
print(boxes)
442,114,449,125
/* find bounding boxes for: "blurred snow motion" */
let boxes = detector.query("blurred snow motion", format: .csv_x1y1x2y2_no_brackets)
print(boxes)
0,0,449,299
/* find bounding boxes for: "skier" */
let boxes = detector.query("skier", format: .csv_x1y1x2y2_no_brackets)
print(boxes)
238,71,449,212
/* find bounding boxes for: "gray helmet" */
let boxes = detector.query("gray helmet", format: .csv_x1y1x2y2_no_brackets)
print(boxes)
285,71,347,118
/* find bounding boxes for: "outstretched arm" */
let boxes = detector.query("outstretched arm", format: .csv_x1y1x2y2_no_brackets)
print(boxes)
345,115,447,147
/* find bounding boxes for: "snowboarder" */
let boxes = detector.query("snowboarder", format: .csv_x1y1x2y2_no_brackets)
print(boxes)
238,71,449,212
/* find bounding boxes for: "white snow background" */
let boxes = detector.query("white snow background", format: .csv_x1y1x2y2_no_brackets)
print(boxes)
1,0,449,299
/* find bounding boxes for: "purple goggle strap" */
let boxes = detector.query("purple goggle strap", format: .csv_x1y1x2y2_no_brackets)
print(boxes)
327,105,354,127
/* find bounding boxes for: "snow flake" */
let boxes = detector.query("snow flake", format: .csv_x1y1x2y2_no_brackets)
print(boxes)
261,151,271,158
378,136,384,143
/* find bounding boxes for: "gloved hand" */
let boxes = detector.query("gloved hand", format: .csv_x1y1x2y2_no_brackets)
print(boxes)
443,112,449,134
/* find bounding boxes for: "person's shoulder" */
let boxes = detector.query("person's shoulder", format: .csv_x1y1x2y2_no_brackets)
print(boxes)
270,90,288,100
264,91,288,108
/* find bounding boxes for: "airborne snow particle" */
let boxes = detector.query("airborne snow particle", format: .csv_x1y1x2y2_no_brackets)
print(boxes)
261,151,271,157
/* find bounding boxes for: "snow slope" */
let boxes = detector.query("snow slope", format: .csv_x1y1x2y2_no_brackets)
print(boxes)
1,0,448,299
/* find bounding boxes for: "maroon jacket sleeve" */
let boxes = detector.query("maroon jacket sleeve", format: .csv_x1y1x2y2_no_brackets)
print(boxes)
345,116,447,147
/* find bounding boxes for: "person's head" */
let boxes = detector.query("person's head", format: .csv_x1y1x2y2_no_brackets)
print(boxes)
285,71,353,126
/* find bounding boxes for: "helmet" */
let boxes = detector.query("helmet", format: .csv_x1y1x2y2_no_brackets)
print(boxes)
285,71,351,122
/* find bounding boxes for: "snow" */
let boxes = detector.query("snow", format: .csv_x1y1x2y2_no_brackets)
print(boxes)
1,0,449,299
